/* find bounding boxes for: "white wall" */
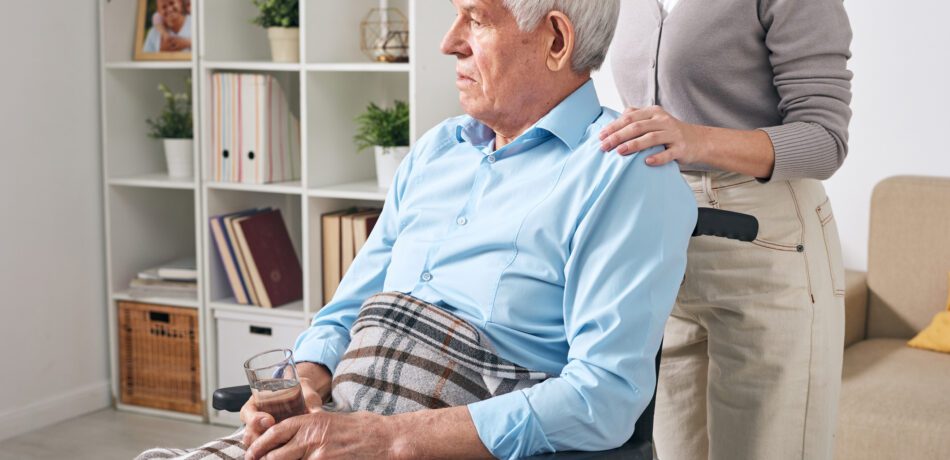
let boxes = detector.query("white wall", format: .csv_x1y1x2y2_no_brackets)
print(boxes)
594,0,950,270
0,0,110,441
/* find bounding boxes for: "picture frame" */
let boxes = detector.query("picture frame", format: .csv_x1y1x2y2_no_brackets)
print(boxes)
134,0,193,61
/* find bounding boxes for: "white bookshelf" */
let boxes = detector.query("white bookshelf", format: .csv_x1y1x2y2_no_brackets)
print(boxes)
99,0,460,424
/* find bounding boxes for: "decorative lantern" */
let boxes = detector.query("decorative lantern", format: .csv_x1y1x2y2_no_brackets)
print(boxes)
360,3,409,63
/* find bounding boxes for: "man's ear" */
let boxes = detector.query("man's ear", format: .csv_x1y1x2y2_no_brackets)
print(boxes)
545,11,575,72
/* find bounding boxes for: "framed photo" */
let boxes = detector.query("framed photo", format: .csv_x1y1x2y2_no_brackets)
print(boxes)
134,0,193,61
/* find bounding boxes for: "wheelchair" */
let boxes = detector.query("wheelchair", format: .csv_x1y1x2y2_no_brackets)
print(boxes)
213,208,759,459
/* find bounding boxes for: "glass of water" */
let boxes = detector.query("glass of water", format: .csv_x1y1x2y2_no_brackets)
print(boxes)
244,349,308,422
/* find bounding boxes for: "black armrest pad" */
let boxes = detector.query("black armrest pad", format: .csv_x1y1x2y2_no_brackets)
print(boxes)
212,385,252,412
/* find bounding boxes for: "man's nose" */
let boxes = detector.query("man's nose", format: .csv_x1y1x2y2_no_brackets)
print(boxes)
440,19,471,58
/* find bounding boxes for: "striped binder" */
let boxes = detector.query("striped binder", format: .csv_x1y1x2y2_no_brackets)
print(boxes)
209,73,300,184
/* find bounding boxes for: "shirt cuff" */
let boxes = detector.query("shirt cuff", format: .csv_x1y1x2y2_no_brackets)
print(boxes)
759,122,840,183
292,333,350,375
468,391,555,460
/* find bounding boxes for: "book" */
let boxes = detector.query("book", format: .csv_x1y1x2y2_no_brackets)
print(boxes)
352,210,381,255
226,213,262,306
129,278,197,300
156,257,197,281
236,209,303,308
135,267,163,281
341,209,383,275
210,209,268,304
320,209,355,304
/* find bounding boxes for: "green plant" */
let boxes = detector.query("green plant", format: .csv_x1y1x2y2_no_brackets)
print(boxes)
354,100,410,151
146,80,193,139
251,0,299,28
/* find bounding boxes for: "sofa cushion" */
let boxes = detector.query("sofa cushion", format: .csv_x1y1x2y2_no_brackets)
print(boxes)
907,272,950,353
867,176,950,339
836,339,950,460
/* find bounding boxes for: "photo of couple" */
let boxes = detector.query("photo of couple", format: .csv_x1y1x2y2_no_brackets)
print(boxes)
135,0,192,59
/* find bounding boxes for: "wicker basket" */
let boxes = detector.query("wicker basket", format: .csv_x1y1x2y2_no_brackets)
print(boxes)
118,301,203,415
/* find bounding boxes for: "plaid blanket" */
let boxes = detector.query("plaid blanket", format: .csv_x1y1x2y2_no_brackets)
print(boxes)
135,428,245,460
332,291,549,414
136,292,546,459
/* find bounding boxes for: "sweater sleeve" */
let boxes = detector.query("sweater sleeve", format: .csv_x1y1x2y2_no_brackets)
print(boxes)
757,0,853,182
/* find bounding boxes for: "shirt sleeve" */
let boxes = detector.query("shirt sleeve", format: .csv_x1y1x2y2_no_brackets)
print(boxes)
757,0,853,182
292,151,415,373
467,148,697,458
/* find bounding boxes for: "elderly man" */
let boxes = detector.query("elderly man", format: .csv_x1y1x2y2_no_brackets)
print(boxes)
243,1,696,458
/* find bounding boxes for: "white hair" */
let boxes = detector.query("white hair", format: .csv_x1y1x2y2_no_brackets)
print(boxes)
502,0,620,74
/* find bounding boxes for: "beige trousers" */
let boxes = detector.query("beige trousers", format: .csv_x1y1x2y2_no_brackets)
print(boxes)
654,171,846,460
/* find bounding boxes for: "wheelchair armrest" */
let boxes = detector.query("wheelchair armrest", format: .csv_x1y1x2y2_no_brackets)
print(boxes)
693,208,758,241
213,385,252,412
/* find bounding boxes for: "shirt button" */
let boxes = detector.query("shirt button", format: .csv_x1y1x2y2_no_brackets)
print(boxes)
649,58,656,69
648,98,655,105
456,217,468,226
487,154,496,164
421,272,433,282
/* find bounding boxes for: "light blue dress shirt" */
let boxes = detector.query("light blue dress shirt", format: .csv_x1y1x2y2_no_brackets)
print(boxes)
293,80,697,458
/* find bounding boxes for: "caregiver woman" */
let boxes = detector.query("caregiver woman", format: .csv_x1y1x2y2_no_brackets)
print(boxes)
599,1,852,459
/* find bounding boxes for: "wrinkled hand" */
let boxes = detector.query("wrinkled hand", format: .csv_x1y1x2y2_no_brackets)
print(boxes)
240,377,324,448
245,411,399,460
599,105,709,166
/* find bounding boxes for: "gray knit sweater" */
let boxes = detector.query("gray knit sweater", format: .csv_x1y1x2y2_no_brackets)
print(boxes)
611,0,853,181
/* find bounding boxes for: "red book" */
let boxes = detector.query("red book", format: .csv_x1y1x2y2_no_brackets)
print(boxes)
236,209,302,308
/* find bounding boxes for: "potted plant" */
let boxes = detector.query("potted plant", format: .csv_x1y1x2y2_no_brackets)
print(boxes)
355,100,410,189
147,80,194,179
252,0,299,63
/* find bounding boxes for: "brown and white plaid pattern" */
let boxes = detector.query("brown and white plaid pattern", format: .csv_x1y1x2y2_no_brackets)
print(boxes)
331,291,549,414
135,292,546,459
135,428,245,460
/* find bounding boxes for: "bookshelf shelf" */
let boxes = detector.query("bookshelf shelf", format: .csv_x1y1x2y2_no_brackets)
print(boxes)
205,180,304,195
112,292,201,309
109,173,197,190
203,61,302,72
105,61,193,70
209,298,308,320
101,0,461,423
305,63,411,73
308,180,388,201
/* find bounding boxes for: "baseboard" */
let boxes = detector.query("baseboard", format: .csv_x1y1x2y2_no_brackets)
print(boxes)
0,380,111,442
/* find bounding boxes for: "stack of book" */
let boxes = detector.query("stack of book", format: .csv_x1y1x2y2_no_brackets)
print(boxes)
129,258,198,300
210,208,303,308
321,208,383,302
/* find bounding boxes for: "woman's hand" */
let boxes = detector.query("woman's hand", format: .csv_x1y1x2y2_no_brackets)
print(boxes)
245,411,399,460
599,106,710,166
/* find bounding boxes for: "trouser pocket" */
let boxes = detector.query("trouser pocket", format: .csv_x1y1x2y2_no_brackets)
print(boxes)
815,197,846,296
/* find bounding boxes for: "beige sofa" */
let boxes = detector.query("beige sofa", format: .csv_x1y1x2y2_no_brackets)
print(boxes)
836,176,950,459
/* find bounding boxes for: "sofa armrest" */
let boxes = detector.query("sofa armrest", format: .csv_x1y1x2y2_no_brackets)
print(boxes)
844,270,869,348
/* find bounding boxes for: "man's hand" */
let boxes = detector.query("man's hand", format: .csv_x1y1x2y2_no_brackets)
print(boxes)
245,411,400,460
240,362,333,448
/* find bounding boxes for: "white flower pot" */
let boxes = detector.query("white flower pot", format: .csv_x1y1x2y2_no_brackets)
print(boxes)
267,27,300,63
374,146,410,189
163,138,194,179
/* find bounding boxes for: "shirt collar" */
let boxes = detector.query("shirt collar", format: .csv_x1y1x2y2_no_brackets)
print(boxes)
455,79,602,151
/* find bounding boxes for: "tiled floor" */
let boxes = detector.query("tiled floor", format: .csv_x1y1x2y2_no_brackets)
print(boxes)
0,409,234,460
